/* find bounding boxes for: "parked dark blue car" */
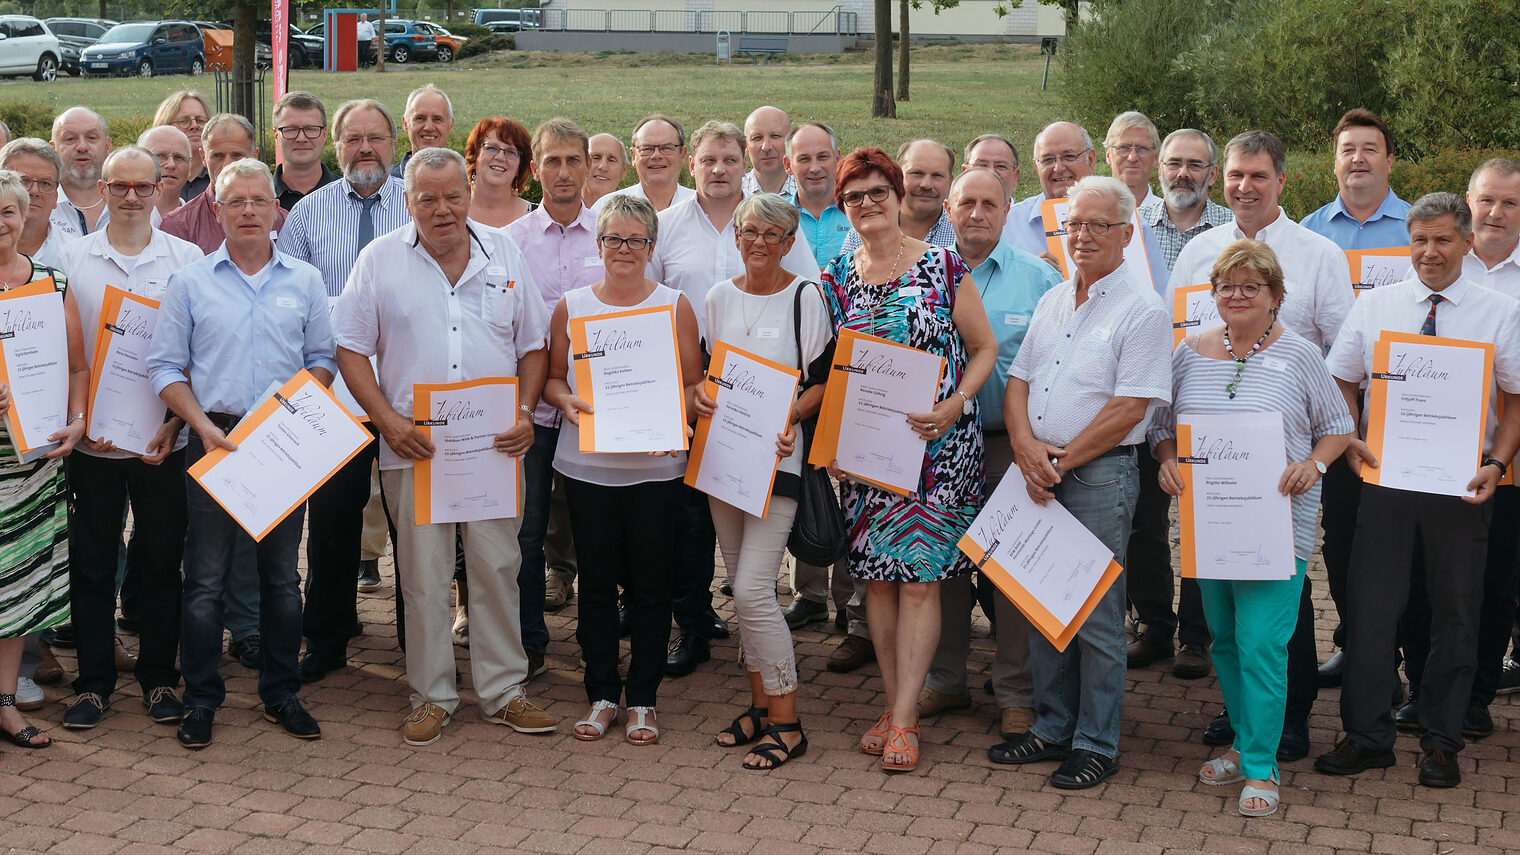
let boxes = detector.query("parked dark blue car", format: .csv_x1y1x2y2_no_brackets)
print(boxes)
80,20,205,78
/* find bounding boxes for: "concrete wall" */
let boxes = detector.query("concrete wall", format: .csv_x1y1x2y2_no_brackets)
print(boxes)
539,0,1070,36
515,31,856,53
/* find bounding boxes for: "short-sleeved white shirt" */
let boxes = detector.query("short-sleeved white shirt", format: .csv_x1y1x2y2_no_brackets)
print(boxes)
332,223,551,469
591,182,696,214
1465,244,1520,301
1010,262,1174,447
1325,275,1520,450
1169,208,1354,350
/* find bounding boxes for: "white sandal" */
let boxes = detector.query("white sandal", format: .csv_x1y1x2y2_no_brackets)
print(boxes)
626,706,659,745
573,700,619,741
1239,773,1280,817
1198,753,1244,786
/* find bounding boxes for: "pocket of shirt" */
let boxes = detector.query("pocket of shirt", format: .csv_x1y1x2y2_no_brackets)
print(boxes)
481,282,516,329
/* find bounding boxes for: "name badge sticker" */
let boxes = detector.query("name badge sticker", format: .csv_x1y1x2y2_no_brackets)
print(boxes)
275,296,299,309
1256,356,1288,373
1004,313,1028,327
898,285,924,298
584,256,601,267
756,328,779,339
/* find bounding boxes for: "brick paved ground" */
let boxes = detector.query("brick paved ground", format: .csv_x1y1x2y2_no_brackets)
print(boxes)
4,547,1517,855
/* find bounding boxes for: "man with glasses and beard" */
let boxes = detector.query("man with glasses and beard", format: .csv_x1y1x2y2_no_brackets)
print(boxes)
1139,129,1233,271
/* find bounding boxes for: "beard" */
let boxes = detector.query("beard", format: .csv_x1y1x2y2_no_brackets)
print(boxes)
1163,179,1208,210
344,162,387,188
63,160,101,185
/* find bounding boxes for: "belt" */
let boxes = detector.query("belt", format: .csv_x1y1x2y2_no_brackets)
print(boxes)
205,411,243,432
1099,443,1141,458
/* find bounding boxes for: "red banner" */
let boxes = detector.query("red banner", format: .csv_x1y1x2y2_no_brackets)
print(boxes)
272,0,290,157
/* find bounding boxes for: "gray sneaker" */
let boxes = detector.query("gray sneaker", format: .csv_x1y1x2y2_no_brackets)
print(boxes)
782,597,829,630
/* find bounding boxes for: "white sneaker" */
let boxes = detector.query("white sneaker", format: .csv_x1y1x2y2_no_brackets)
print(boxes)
16,676,44,710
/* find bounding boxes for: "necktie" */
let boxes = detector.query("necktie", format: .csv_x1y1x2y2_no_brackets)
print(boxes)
356,195,380,253
1420,293,1443,336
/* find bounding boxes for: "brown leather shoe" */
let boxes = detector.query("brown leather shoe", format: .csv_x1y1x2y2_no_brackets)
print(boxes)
33,641,64,685
827,635,876,673
917,687,972,718
114,636,137,672
1000,706,1035,738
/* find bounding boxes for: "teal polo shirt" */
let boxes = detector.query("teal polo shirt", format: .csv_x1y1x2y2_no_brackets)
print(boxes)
968,240,1062,430
795,199,851,269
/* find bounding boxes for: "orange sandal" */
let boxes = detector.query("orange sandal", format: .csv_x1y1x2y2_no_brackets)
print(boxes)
879,723,920,772
859,711,892,756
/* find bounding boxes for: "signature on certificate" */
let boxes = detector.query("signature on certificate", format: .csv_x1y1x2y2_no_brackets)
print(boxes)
1213,545,1271,566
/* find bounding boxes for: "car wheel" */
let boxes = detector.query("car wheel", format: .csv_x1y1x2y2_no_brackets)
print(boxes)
436,45,452,63
391,44,409,64
289,46,305,68
190,56,204,75
33,54,58,82
137,58,153,78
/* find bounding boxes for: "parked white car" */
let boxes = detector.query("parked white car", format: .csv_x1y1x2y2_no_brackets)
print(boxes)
0,15,61,81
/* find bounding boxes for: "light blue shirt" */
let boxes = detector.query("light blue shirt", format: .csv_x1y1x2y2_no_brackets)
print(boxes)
1300,189,1411,250
147,245,337,417
967,240,1062,430
1008,190,1171,294
794,198,851,268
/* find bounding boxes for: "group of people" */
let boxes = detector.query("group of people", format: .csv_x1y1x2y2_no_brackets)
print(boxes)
0,86,1516,820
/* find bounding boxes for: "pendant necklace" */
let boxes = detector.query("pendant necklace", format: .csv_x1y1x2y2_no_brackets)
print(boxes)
1223,322,1272,399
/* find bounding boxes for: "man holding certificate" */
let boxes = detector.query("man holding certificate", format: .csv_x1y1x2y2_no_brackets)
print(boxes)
1318,193,1520,788
54,146,203,732
333,148,556,748
147,159,336,750
994,176,1172,789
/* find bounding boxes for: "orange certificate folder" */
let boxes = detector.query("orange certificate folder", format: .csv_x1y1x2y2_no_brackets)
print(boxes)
86,286,165,456
1345,247,1413,296
685,340,801,519
413,377,521,525
568,304,688,454
1363,331,1493,497
0,277,68,461
1171,282,1216,346
189,369,373,540
809,327,945,497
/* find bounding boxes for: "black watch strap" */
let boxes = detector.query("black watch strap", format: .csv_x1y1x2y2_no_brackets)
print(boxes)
1483,456,1508,478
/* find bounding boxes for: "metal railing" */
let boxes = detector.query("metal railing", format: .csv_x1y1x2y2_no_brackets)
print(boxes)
540,8,860,36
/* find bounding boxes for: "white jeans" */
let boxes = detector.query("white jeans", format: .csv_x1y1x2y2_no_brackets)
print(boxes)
381,468,527,715
712,496,799,695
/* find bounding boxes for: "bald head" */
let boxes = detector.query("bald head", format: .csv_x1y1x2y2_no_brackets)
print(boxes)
744,105,791,191
947,168,1010,262
585,132,628,206
1032,121,1095,199
138,125,193,203
52,106,112,187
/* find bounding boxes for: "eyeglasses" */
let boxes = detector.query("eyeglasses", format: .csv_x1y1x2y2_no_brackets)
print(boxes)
104,182,158,198
1213,281,1266,298
969,159,1016,172
738,227,792,245
1063,220,1125,237
339,134,392,149
598,235,651,250
1034,149,1091,170
841,186,892,207
170,116,206,130
1162,158,1213,173
19,177,58,193
275,125,325,140
218,197,276,211
1110,144,1153,158
633,143,680,157
479,143,520,161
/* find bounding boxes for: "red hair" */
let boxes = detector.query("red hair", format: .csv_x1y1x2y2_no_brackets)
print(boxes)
464,117,532,192
834,147,904,209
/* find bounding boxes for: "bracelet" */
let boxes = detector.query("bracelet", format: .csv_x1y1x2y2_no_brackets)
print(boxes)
1482,456,1508,478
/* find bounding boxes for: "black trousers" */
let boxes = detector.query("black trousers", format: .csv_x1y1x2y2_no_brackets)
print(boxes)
67,450,189,697
1126,451,1209,646
301,430,378,659
1343,484,1489,753
564,476,679,708
670,482,721,637
1319,455,1363,649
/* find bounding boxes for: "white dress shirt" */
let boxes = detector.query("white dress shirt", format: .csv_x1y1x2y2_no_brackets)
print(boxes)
591,181,696,213
1325,275,1520,450
645,194,818,341
1169,207,1354,350
1464,243,1520,301
1009,262,1174,447
332,223,551,470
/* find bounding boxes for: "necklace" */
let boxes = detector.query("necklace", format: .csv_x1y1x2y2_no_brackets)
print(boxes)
1222,322,1273,399
741,272,787,336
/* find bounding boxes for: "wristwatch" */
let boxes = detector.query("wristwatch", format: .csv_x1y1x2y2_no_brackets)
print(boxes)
1311,458,1327,475
955,389,973,416
1483,456,1508,478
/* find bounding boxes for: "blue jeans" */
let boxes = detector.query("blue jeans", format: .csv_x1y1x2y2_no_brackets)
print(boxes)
180,435,304,710
514,424,557,654
1028,447,1139,760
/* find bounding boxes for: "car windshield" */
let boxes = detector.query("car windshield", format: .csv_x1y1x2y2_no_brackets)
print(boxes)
97,22,155,43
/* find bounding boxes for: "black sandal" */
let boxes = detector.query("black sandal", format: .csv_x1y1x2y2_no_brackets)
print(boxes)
1049,748,1118,789
0,692,51,749
716,706,768,747
743,721,808,770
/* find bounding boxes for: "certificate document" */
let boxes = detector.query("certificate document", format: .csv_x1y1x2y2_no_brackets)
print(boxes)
1176,412,1296,580
189,370,373,540
809,328,946,496
686,341,801,518
569,304,688,453
1170,282,1220,346
413,377,520,525
1364,331,1492,497
957,476,1123,651
0,278,68,462
86,286,167,456
1041,198,1158,292
1345,248,1413,297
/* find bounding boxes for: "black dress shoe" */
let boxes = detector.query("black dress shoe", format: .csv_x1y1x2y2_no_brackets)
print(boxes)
264,697,321,739
1202,709,1234,746
177,707,215,749
706,618,731,640
1395,697,1423,732
664,634,710,677
1461,704,1493,739
1418,748,1460,788
1277,718,1309,762
1317,649,1345,688
1314,737,1396,776
298,652,347,684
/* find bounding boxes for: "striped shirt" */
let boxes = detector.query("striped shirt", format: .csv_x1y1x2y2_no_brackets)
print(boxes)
277,177,411,297
1148,331,1354,560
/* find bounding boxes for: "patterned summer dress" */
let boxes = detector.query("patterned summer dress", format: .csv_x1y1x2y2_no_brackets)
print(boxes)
0,261,71,638
819,246,984,582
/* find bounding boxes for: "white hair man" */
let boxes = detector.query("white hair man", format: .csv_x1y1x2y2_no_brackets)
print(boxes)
393,84,454,178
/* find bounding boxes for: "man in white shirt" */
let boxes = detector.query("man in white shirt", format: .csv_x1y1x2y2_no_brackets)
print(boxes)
1465,158,1520,296
393,84,454,178
1,138,71,267
993,175,1172,789
55,146,204,733
1102,112,1160,210
1170,131,1354,351
594,114,695,213
50,106,111,239
355,13,375,66
582,133,627,209
1317,193,1520,788
740,105,796,197
334,148,556,747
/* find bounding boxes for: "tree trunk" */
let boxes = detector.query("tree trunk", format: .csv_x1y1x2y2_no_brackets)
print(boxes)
872,0,895,118
1064,0,1079,32
98,0,106,20
376,3,386,71
231,1,257,123
896,0,909,102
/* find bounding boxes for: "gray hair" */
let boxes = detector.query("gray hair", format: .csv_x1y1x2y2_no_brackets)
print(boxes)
404,84,453,122
632,114,685,148
202,112,256,151
1068,175,1135,224
733,193,799,236
403,147,468,193
1223,130,1287,178
596,194,659,244
1406,192,1473,237
689,120,744,156
1104,111,1160,151
1469,157,1520,193
0,137,63,179
963,133,1019,171
214,158,276,201
0,120,9,144
137,124,191,154
103,145,162,183
332,99,396,141
0,169,26,213
1160,128,1217,167
590,132,627,161
51,106,107,140
787,121,838,157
